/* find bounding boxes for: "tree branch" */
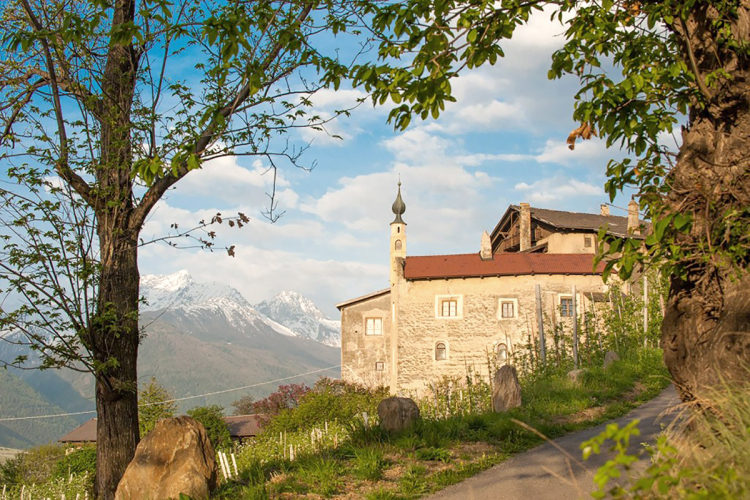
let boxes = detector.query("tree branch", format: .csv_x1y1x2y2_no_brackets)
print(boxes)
132,1,317,229
18,0,99,209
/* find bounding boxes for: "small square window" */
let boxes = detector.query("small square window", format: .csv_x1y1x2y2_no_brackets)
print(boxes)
441,300,457,317
375,361,384,371
560,298,574,317
365,318,383,335
501,301,514,318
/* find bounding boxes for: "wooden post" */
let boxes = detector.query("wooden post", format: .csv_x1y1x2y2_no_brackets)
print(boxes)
572,285,579,369
643,276,649,347
535,284,546,364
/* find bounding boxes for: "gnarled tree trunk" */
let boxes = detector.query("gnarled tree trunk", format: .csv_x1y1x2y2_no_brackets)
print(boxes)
662,2,750,401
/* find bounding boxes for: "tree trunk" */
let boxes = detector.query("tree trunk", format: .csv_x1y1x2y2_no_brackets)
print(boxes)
93,231,141,500
662,3,750,401
93,0,141,494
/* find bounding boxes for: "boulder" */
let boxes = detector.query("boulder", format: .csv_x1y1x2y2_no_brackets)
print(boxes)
115,416,217,500
492,365,522,412
603,351,620,369
567,369,585,383
377,397,420,433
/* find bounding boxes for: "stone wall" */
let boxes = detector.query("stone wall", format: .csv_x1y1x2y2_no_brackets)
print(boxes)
340,292,392,389
393,273,611,393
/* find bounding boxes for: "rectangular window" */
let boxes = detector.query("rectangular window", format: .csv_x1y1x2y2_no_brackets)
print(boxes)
365,318,383,335
501,301,514,318
585,236,592,248
441,300,457,317
560,298,574,317
375,361,384,371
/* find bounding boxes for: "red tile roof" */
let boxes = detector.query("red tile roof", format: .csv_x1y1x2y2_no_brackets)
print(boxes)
404,253,604,280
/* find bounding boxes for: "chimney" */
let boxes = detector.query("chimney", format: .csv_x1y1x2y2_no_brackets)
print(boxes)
628,198,640,234
480,231,492,260
519,203,531,251
600,204,610,216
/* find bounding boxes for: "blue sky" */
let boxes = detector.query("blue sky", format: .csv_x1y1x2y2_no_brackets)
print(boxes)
137,9,650,317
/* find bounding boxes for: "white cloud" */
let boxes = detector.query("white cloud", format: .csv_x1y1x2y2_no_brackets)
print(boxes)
515,176,602,204
534,136,628,171
170,156,297,209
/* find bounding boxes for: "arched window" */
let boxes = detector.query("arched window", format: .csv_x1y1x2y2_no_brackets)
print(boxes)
395,240,402,250
435,342,447,361
496,343,508,364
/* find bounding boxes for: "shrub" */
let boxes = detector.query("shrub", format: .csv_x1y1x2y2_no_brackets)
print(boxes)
139,377,177,437
0,443,67,485
251,383,310,424
187,405,232,451
53,446,96,479
262,379,388,435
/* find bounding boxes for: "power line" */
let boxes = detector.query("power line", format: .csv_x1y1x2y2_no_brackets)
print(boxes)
0,364,341,422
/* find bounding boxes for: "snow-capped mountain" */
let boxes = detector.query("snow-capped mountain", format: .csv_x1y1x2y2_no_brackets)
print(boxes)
255,291,341,347
140,270,299,338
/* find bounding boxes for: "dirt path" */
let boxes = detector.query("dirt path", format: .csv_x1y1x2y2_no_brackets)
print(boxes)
427,385,680,500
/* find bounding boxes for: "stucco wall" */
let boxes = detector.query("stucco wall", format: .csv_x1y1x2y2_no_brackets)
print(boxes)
393,274,610,393
540,232,597,254
340,292,392,389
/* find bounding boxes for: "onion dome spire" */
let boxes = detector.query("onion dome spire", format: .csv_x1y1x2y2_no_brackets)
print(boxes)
391,181,406,224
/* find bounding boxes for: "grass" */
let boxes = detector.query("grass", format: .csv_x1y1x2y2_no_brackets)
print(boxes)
213,347,670,499
1,348,670,500
594,379,750,499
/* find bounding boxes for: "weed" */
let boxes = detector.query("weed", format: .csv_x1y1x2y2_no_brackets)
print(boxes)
365,486,403,500
352,447,387,481
296,456,341,497
415,447,452,463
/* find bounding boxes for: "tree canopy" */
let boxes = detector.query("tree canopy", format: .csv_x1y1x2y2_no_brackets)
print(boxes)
0,0,383,496
352,0,749,400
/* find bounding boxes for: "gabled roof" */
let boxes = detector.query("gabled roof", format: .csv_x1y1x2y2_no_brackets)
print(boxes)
404,253,603,280
491,205,644,240
224,414,262,438
59,414,264,443
336,288,390,310
59,418,96,443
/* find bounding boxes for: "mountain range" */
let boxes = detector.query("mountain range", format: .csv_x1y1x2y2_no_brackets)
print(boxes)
0,271,342,448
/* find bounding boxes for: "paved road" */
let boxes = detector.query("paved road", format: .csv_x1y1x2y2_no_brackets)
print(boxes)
428,385,680,500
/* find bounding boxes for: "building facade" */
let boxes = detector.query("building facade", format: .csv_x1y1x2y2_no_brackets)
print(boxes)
337,185,642,394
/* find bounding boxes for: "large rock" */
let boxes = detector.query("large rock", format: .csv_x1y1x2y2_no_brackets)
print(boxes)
115,416,217,500
604,350,620,369
377,397,420,433
492,365,522,412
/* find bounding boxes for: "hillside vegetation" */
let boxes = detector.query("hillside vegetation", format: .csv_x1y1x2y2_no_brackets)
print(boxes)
0,370,81,448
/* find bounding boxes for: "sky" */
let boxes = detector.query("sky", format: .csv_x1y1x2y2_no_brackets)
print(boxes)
137,8,646,318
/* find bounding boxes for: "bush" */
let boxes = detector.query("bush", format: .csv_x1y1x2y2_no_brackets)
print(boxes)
53,446,96,479
251,383,310,424
262,378,388,435
187,405,231,451
139,377,177,437
0,443,67,485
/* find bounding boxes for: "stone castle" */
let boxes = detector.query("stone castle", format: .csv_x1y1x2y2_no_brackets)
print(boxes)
337,184,643,394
